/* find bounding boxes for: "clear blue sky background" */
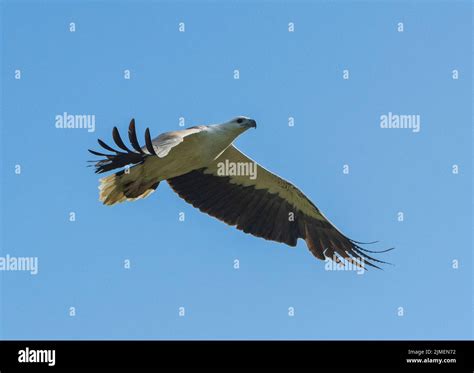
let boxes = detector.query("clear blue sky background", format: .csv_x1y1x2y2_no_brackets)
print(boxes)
0,0,472,340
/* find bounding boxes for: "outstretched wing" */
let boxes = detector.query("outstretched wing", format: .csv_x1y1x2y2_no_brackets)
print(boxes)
88,119,205,173
167,145,391,269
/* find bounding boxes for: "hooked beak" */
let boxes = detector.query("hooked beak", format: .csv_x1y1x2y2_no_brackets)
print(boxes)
247,119,257,129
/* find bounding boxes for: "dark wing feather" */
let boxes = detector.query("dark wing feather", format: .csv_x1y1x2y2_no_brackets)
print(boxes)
88,118,150,174
128,119,145,153
145,128,157,155
88,149,111,157
112,126,133,152
97,138,123,154
167,145,392,269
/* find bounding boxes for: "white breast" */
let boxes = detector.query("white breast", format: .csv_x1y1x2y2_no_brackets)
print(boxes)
141,127,239,181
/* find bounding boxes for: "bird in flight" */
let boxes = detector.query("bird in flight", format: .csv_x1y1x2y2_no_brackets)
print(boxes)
89,117,390,269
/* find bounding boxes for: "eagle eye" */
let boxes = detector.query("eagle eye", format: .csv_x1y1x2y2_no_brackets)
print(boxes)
236,118,244,124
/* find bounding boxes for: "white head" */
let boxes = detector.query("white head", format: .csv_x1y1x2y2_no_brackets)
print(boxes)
213,116,257,134
205,116,257,150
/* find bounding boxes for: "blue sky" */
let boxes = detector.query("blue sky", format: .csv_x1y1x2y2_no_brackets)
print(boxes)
0,0,472,340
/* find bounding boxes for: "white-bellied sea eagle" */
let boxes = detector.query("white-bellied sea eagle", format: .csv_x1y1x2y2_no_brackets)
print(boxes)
89,117,391,269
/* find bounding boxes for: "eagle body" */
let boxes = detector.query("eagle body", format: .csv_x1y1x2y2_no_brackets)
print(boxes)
89,117,390,269
98,122,248,204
